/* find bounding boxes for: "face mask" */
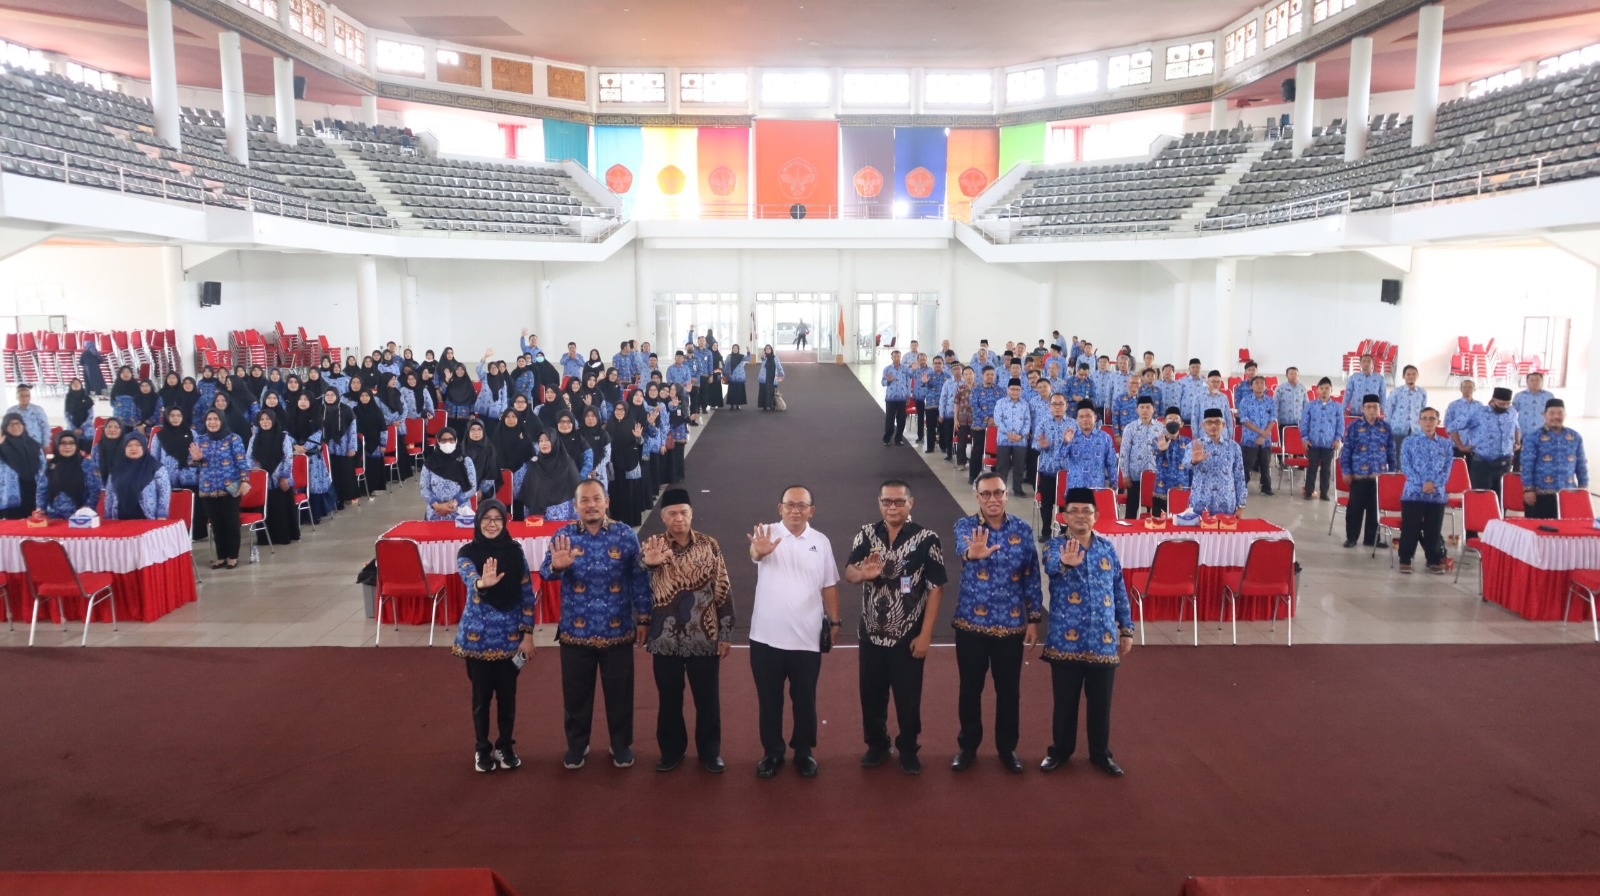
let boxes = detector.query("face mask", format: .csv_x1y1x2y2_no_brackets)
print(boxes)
1166,421,1182,435
438,442,457,454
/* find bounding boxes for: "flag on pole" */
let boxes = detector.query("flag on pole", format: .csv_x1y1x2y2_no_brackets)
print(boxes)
837,305,845,347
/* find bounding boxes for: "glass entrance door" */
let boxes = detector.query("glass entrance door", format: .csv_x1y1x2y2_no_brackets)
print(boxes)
661,293,738,354
857,292,938,365
756,292,835,361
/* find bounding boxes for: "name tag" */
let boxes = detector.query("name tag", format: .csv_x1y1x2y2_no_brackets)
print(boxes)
900,576,913,595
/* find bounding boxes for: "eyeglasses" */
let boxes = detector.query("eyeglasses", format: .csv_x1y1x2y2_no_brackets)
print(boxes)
781,502,813,511
976,489,1008,500
877,498,909,507
480,516,505,526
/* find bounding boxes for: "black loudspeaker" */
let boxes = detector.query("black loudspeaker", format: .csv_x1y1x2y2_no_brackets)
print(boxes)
200,281,222,307
293,76,307,100
1281,78,1296,102
789,203,807,219
1381,279,1402,305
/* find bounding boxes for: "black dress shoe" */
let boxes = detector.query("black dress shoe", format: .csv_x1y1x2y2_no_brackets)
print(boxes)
755,755,784,779
999,752,1025,774
1092,756,1125,777
1342,540,1357,549
860,747,891,768
950,750,975,772
1039,753,1067,773
796,754,819,778
655,755,683,773
899,751,922,775
701,756,725,774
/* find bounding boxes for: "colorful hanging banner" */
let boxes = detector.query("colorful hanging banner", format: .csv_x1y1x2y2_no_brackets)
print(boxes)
754,119,840,219
945,128,1000,222
999,122,1047,175
696,127,749,215
840,126,894,218
542,119,590,169
594,126,643,217
892,127,948,219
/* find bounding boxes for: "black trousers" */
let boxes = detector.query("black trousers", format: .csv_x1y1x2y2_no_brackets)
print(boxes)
559,642,634,754
1467,456,1510,536
1048,659,1116,762
1151,494,1169,517
920,407,939,449
653,654,721,762
1242,445,1273,491
938,418,955,458
957,424,977,469
202,494,242,561
1037,468,1060,537
749,640,821,759
994,445,1027,493
883,400,908,444
1304,447,1334,497
954,629,1024,755
1345,477,1379,546
694,377,711,413
1526,493,1558,520
1398,501,1446,566
1123,474,1143,520
966,428,988,483
465,657,519,752
859,633,925,756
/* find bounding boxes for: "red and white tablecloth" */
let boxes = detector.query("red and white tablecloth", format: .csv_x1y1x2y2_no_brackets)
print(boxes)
1478,519,1600,621
0,519,198,624
1096,519,1295,622
378,520,567,626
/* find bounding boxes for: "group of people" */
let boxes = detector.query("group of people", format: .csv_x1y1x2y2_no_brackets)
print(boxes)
451,474,1134,779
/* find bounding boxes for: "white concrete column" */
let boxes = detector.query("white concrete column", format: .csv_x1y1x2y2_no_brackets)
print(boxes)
273,57,297,145
634,243,653,344
157,246,192,375
361,94,379,127
1412,5,1445,147
145,0,182,151
1036,280,1053,338
355,257,379,356
1345,36,1373,163
218,32,249,165
399,274,419,350
1292,61,1316,157
936,248,955,345
1209,97,1229,131
1586,277,1600,419
276,0,293,31
535,264,556,342
1171,279,1192,368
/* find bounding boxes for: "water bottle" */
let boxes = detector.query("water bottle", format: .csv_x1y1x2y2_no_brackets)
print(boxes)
250,544,260,563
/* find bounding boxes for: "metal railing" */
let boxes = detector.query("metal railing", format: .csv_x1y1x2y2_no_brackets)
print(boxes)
691,202,949,220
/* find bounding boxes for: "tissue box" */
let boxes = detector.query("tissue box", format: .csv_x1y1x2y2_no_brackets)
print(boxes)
67,509,101,529
454,507,477,529
1171,509,1201,528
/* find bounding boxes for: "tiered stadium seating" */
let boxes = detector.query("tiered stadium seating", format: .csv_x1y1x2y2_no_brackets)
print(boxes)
310,118,415,149
992,126,1255,237
355,145,592,235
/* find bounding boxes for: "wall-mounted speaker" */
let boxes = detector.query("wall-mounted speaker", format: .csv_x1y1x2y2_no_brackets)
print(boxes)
1281,78,1296,102
293,76,307,100
200,281,222,307
1380,279,1402,305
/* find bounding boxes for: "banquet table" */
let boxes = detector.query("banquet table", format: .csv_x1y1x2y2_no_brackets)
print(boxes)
0,519,198,624
377,520,567,626
1094,518,1295,622
1478,518,1600,621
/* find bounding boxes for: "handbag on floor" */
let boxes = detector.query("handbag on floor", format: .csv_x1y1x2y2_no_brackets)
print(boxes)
774,390,787,412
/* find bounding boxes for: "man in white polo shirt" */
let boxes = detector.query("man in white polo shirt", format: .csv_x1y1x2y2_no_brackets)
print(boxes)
748,485,842,780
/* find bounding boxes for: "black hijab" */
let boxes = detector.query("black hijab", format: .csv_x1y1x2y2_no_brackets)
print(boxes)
456,499,526,612
462,418,498,489
110,368,139,401
607,404,642,473
445,365,476,406
97,421,129,478
65,382,95,426
156,408,193,467
158,374,184,412
44,433,89,508
321,392,355,443
200,410,233,442
424,427,473,490
251,412,287,474
584,352,606,382
579,408,610,459
532,355,561,393
403,373,428,414
258,391,289,432
352,392,387,453
379,376,405,416
599,368,623,406
492,411,532,473
552,412,589,467
484,362,511,395
519,432,580,513
213,394,251,440
110,433,160,519
288,395,321,444
0,413,42,481
764,349,777,381
536,386,564,430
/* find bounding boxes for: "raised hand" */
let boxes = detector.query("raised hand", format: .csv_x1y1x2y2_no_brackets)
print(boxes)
478,556,503,589
1059,540,1087,567
642,534,672,567
748,523,783,559
856,551,886,580
1191,440,1208,464
189,442,204,462
549,534,575,570
632,423,644,439
965,527,997,560
483,347,494,360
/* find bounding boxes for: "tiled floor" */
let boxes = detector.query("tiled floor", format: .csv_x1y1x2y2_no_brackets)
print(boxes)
6,369,1596,649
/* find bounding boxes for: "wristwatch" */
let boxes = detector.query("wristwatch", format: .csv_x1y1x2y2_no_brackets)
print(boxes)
827,618,841,627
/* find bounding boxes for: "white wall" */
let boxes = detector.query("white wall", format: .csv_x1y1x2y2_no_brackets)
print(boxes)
0,245,170,332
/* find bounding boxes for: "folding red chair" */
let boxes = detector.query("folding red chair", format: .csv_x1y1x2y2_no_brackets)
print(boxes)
237,468,272,557
20,539,116,647
1565,570,1600,642
1559,489,1594,520
1139,469,1156,515
1501,472,1525,516
374,538,454,646
166,488,202,587
292,452,316,529
982,426,998,472
1092,488,1118,520
1167,488,1191,515
353,436,370,497
495,469,514,507
382,422,402,486
1129,538,1200,646
425,409,448,447
1327,463,1351,536
1375,472,1406,564
1443,457,1469,535
1454,489,1503,592
404,417,426,463
1277,425,1309,492
1220,538,1297,645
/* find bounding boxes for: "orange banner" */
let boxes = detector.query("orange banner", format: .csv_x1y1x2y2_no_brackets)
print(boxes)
696,127,749,215
945,128,1000,222
754,119,839,219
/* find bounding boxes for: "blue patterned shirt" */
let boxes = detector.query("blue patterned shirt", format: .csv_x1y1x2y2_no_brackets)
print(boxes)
1237,393,1277,447
917,368,950,404
1033,416,1073,474
757,357,785,384
0,448,45,511
1193,391,1233,436
881,363,913,401
3,404,50,446
951,513,1042,636
1042,534,1134,663
969,384,1006,427
1154,437,1191,496
1179,378,1209,423
1521,426,1588,493
969,351,1000,373
1343,371,1387,414
1183,435,1246,513
1400,433,1454,504
1512,389,1556,439
1120,419,1164,476
1055,427,1118,490
1091,370,1122,409
1443,397,1480,438
612,351,637,383
1159,380,1187,417
420,458,477,521
992,397,1033,447
1300,398,1344,449
38,453,103,519
1232,380,1254,409
665,362,694,390
1384,385,1428,438
938,378,958,417
1457,405,1518,461
104,466,172,520
453,555,538,661
193,432,249,497
560,352,586,380
1340,418,1396,477
540,520,651,648
1275,382,1306,433
1063,375,1095,407
1109,393,1141,432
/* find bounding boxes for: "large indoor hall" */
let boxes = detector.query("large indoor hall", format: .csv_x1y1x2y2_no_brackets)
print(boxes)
2,0,1600,894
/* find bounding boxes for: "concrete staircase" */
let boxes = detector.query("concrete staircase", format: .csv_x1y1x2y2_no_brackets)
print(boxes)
1179,138,1277,224
328,144,419,228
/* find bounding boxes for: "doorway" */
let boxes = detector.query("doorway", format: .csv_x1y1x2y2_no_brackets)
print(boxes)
855,292,938,363
756,292,836,362
659,293,739,353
